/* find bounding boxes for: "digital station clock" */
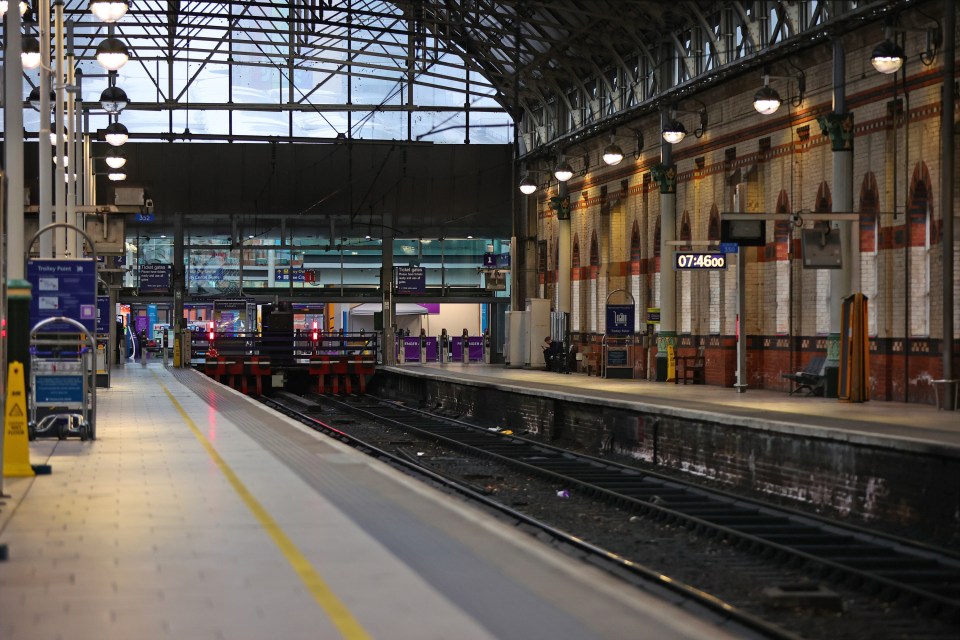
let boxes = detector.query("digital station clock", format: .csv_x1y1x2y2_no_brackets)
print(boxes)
674,252,727,270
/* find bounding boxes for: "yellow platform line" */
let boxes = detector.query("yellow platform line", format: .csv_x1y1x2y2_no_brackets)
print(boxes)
158,377,372,640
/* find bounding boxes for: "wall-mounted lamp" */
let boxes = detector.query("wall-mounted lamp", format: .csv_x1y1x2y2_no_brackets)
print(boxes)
100,86,128,114
602,138,624,166
753,66,806,115
602,129,644,165
553,156,574,182
95,37,130,71
662,103,706,144
519,175,538,195
89,0,129,22
870,18,941,75
107,170,127,181
871,38,906,74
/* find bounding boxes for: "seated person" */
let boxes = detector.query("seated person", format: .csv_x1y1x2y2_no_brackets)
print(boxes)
542,336,564,371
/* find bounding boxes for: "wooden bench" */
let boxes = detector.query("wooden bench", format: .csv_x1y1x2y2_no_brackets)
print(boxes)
678,346,705,385
783,355,827,396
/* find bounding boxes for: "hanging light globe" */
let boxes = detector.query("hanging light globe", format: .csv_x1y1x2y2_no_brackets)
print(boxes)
89,0,129,22
105,147,127,169
96,37,130,71
104,121,129,146
100,86,128,114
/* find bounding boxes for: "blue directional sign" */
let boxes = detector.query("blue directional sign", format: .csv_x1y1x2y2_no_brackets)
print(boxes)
605,304,635,335
28,259,97,333
719,242,739,254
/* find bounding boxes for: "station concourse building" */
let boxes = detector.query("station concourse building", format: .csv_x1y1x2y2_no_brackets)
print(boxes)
1,2,958,638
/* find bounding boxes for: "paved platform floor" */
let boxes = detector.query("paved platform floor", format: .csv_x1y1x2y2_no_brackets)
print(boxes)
0,362,742,640
384,363,960,454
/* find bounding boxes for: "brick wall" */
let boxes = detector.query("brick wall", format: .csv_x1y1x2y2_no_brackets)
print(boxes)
528,7,958,406
372,370,960,545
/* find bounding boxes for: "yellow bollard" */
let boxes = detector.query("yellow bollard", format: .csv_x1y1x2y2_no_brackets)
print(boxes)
666,344,676,383
3,362,35,477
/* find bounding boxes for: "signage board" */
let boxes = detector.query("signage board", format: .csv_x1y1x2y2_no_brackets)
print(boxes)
276,267,307,282
496,253,511,268
674,252,727,270
35,375,84,406
482,253,496,268
396,266,425,294
646,307,661,325
96,296,111,335
719,242,739,254
192,267,224,281
606,348,629,367
28,259,97,333
605,304,634,335
139,264,173,293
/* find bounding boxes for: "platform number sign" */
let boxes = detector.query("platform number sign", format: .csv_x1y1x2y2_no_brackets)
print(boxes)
674,252,727,270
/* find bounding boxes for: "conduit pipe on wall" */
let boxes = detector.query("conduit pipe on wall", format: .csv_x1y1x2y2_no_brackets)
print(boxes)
940,0,955,407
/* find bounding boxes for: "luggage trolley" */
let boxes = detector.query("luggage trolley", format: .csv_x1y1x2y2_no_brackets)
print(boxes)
28,317,98,441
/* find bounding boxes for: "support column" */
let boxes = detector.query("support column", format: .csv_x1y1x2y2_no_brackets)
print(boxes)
381,231,395,365
39,0,53,258
4,10,32,498
652,112,677,381
66,24,77,257
817,38,855,379
173,213,185,359
5,6,32,375
54,0,67,255
557,181,571,316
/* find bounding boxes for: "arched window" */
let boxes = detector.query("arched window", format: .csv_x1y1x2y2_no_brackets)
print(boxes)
589,231,600,333
630,220,642,331
571,234,581,332
774,190,791,335
653,216,661,315
908,163,933,337
707,205,722,334
859,173,880,336
814,182,832,335
679,211,692,333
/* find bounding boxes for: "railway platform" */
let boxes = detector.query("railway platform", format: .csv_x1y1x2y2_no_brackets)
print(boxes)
0,361,742,640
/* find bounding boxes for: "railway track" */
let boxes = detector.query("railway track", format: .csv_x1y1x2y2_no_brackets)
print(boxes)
260,393,800,640
277,392,960,625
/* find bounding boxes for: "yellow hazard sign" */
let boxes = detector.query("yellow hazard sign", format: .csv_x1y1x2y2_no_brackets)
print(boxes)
3,361,35,477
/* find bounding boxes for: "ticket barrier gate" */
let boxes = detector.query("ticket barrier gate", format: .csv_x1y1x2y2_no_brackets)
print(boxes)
461,329,469,364
439,329,451,363
419,330,428,363
483,330,491,364
29,317,98,441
